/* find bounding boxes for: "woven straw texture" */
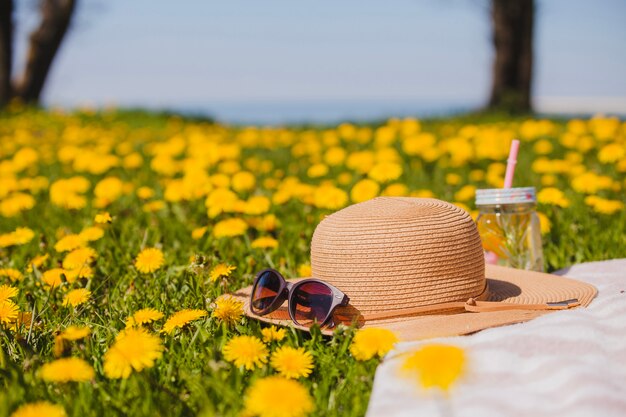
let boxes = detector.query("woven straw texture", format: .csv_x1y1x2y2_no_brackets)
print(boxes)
311,197,485,316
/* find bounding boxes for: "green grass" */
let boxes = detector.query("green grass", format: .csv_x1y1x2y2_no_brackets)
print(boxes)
0,108,625,417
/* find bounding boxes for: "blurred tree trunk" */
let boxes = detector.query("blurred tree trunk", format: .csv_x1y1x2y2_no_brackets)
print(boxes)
488,0,534,113
0,0,13,106
13,0,77,104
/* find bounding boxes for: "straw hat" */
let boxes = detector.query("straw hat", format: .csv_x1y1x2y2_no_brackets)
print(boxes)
231,197,597,341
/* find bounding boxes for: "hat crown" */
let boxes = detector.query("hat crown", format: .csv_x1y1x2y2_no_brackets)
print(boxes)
310,197,486,315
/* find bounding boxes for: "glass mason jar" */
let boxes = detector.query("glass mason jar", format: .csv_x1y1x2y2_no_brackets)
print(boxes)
475,187,544,272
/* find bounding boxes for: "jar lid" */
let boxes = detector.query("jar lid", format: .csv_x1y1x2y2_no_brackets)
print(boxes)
475,187,536,205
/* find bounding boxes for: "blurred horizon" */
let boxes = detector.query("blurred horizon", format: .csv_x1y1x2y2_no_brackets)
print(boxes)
12,0,626,124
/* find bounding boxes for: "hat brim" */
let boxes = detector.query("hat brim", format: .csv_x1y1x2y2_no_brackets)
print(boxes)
229,264,597,341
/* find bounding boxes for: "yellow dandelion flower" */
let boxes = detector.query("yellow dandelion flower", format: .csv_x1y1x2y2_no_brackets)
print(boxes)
598,142,625,164
537,187,570,208
251,236,279,249
297,264,312,277
541,174,557,186
307,163,329,178
596,199,624,215
585,196,625,215
0,284,18,302
445,173,462,186
223,335,268,370
469,169,485,182
142,200,166,212
337,172,353,185
261,326,286,344
162,309,207,334
0,268,24,282
382,183,409,197
350,179,380,203
571,172,613,194
263,177,280,190
59,325,91,340
232,199,248,213
42,268,66,287
350,328,398,361
533,139,553,155
325,146,347,166
136,186,155,200
134,248,165,273
347,150,376,173
124,152,143,169
27,253,49,273
255,214,279,232
49,177,89,209
62,247,97,270
39,357,94,382
0,227,35,248
313,184,348,210
213,218,248,238
94,211,112,224
232,171,256,192
401,344,465,391
63,288,91,307
0,300,19,323
10,402,67,417
13,227,35,244
63,266,94,281
368,162,403,183
212,295,244,325
271,346,314,379
8,311,32,332
411,189,436,198
103,328,164,379
94,176,124,207
243,196,271,215
191,226,207,240
209,263,236,282
205,188,239,218
79,226,104,242
125,308,164,327
0,196,23,218
244,376,314,417
54,234,85,252
454,185,476,202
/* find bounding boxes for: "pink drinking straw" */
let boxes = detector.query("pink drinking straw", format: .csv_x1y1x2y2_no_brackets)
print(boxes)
503,139,520,188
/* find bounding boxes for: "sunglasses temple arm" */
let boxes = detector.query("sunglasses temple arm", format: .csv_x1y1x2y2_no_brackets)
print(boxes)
323,295,349,329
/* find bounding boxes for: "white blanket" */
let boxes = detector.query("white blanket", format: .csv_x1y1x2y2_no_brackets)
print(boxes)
366,259,626,417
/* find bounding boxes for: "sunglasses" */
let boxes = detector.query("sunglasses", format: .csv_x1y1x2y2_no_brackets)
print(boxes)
250,268,350,328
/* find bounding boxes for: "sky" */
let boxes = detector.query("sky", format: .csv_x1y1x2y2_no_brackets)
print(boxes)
13,0,626,123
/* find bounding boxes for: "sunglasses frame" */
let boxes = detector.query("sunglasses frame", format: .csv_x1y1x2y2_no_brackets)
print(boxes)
250,268,349,327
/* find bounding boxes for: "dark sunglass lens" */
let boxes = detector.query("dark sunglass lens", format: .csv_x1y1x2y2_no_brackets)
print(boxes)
291,282,333,326
251,271,282,313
